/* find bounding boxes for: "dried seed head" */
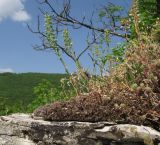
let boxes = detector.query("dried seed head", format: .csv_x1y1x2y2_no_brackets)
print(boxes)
144,86,152,93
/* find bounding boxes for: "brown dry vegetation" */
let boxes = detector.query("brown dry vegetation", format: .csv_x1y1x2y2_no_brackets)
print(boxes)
33,37,160,131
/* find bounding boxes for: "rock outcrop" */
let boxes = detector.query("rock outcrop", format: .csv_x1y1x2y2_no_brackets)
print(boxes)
0,114,160,145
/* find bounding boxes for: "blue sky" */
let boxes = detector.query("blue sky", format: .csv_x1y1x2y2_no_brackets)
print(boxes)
0,0,131,74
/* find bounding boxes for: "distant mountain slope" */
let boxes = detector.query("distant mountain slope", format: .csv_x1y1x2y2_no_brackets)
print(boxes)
0,73,66,106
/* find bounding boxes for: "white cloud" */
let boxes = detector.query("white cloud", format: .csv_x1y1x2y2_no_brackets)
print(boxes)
0,68,14,73
0,0,31,22
12,10,30,21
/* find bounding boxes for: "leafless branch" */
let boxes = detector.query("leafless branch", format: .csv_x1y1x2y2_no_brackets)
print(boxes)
42,0,129,39
28,0,130,73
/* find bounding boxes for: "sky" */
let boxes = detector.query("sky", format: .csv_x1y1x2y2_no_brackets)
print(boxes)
0,0,132,74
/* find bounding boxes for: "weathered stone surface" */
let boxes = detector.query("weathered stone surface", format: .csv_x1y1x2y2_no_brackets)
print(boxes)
0,113,160,145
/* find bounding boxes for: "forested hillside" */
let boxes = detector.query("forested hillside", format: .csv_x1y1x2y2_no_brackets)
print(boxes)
0,73,66,114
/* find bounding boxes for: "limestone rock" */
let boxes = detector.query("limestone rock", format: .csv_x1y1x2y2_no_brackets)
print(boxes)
0,113,160,145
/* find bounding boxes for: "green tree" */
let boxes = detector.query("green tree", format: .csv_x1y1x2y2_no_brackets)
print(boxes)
27,80,59,112
130,0,160,40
